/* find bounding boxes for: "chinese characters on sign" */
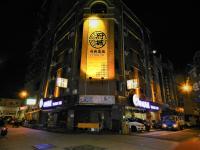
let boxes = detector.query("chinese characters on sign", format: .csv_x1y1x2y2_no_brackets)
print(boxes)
56,77,68,88
80,17,115,80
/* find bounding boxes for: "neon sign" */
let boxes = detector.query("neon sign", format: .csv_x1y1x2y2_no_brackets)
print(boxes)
133,94,159,111
52,101,62,106
42,100,63,108
26,98,37,105
43,100,52,107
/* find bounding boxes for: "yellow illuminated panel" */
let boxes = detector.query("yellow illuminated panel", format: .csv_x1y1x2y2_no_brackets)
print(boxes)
80,16,115,80
44,80,49,98
54,68,62,97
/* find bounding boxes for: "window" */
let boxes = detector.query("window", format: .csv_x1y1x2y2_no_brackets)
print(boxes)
91,3,107,14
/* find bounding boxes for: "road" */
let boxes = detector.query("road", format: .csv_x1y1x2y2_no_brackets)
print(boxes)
0,127,199,150
134,128,200,141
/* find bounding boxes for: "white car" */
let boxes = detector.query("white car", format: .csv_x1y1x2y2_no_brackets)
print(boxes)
126,118,146,132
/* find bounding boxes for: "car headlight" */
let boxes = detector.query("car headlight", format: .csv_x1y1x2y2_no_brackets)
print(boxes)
173,124,178,128
162,123,167,128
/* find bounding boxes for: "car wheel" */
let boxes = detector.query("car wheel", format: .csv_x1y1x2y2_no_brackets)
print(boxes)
131,126,137,132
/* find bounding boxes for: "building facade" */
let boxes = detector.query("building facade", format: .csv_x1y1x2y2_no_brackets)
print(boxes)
29,0,165,131
0,98,23,119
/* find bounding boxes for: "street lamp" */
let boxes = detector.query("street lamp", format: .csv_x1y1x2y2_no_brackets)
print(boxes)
180,80,192,94
182,84,192,93
19,90,28,99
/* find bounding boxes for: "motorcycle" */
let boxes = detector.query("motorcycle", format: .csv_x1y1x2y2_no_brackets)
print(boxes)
1,126,8,136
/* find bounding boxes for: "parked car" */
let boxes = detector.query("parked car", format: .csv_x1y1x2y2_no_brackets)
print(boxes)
125,118,146,132
134,118,151,131
1,115,13,124
162,115,185,131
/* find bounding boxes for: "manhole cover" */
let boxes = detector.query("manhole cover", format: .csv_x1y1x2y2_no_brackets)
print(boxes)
64,145,107,150
33,144,55,150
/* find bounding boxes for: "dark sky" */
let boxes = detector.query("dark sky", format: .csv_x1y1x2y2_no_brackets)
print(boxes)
0,1,42,98
0,0,199,98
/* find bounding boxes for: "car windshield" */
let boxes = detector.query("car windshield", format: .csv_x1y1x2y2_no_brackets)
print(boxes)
127,118,137,122
163,115,176,121
127,118,144,123
135,118,145,123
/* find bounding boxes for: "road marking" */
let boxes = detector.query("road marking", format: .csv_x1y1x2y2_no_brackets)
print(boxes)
135,129,191,136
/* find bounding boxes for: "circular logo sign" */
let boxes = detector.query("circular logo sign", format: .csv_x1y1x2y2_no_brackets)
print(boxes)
89,31,107,49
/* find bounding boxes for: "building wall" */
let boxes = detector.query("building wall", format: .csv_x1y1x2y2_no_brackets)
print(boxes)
0,98,22,117
162,60,178,107
32,0,170,128
40,0,152,104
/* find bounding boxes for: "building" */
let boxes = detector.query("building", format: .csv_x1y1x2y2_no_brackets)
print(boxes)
0,98,23,119
186,51,200,123
162,60,178,108
29,0,164,131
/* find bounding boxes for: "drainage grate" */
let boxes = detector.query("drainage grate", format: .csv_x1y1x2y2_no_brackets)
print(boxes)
64,145,107,150
33,144,55,150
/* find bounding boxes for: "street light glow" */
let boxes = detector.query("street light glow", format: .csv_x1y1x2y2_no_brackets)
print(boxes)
19,90,28,99
181,84,192,93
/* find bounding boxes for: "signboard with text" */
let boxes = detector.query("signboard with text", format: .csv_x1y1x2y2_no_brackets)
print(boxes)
132,94,159,111
79,95,115,105
80,17,115,80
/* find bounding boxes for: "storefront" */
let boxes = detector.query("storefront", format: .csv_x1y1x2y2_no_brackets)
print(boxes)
40,98,68,128
73,95,117,131
125,94,161,121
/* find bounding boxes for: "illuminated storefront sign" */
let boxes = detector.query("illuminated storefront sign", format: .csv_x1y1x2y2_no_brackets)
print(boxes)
56,77,68,88
132,94,159,111
79,95,115,105
39,99,43,108
80,16,115,80
26,98,37,105
19,106,28,110
42,100,63,108
52,101,62,106
127,79,138,90
43,100,52,108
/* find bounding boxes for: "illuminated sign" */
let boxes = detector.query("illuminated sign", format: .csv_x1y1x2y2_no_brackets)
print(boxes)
52,101,62,106
89,31,107,49
79,95,115,105
56,77,68,88
127,79,138,90
80,16,115,80
19,106,28,110
132,94,159,111
43,100,52,108
39,99,43,108
42,100,63,108
26,98,37,105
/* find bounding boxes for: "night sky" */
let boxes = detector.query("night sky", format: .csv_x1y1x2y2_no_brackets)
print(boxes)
0,0,199,98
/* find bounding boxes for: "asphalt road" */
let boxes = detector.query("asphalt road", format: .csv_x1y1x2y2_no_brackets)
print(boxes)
134,128,200,141
0,126,199,150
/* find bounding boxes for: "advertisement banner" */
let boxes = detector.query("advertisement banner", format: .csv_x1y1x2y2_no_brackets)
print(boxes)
80,17,115,80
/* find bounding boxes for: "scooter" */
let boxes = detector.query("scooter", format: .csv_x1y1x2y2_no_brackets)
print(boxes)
1,126,8,136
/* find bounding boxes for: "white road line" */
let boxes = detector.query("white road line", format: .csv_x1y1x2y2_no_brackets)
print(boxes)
136,129,191,136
